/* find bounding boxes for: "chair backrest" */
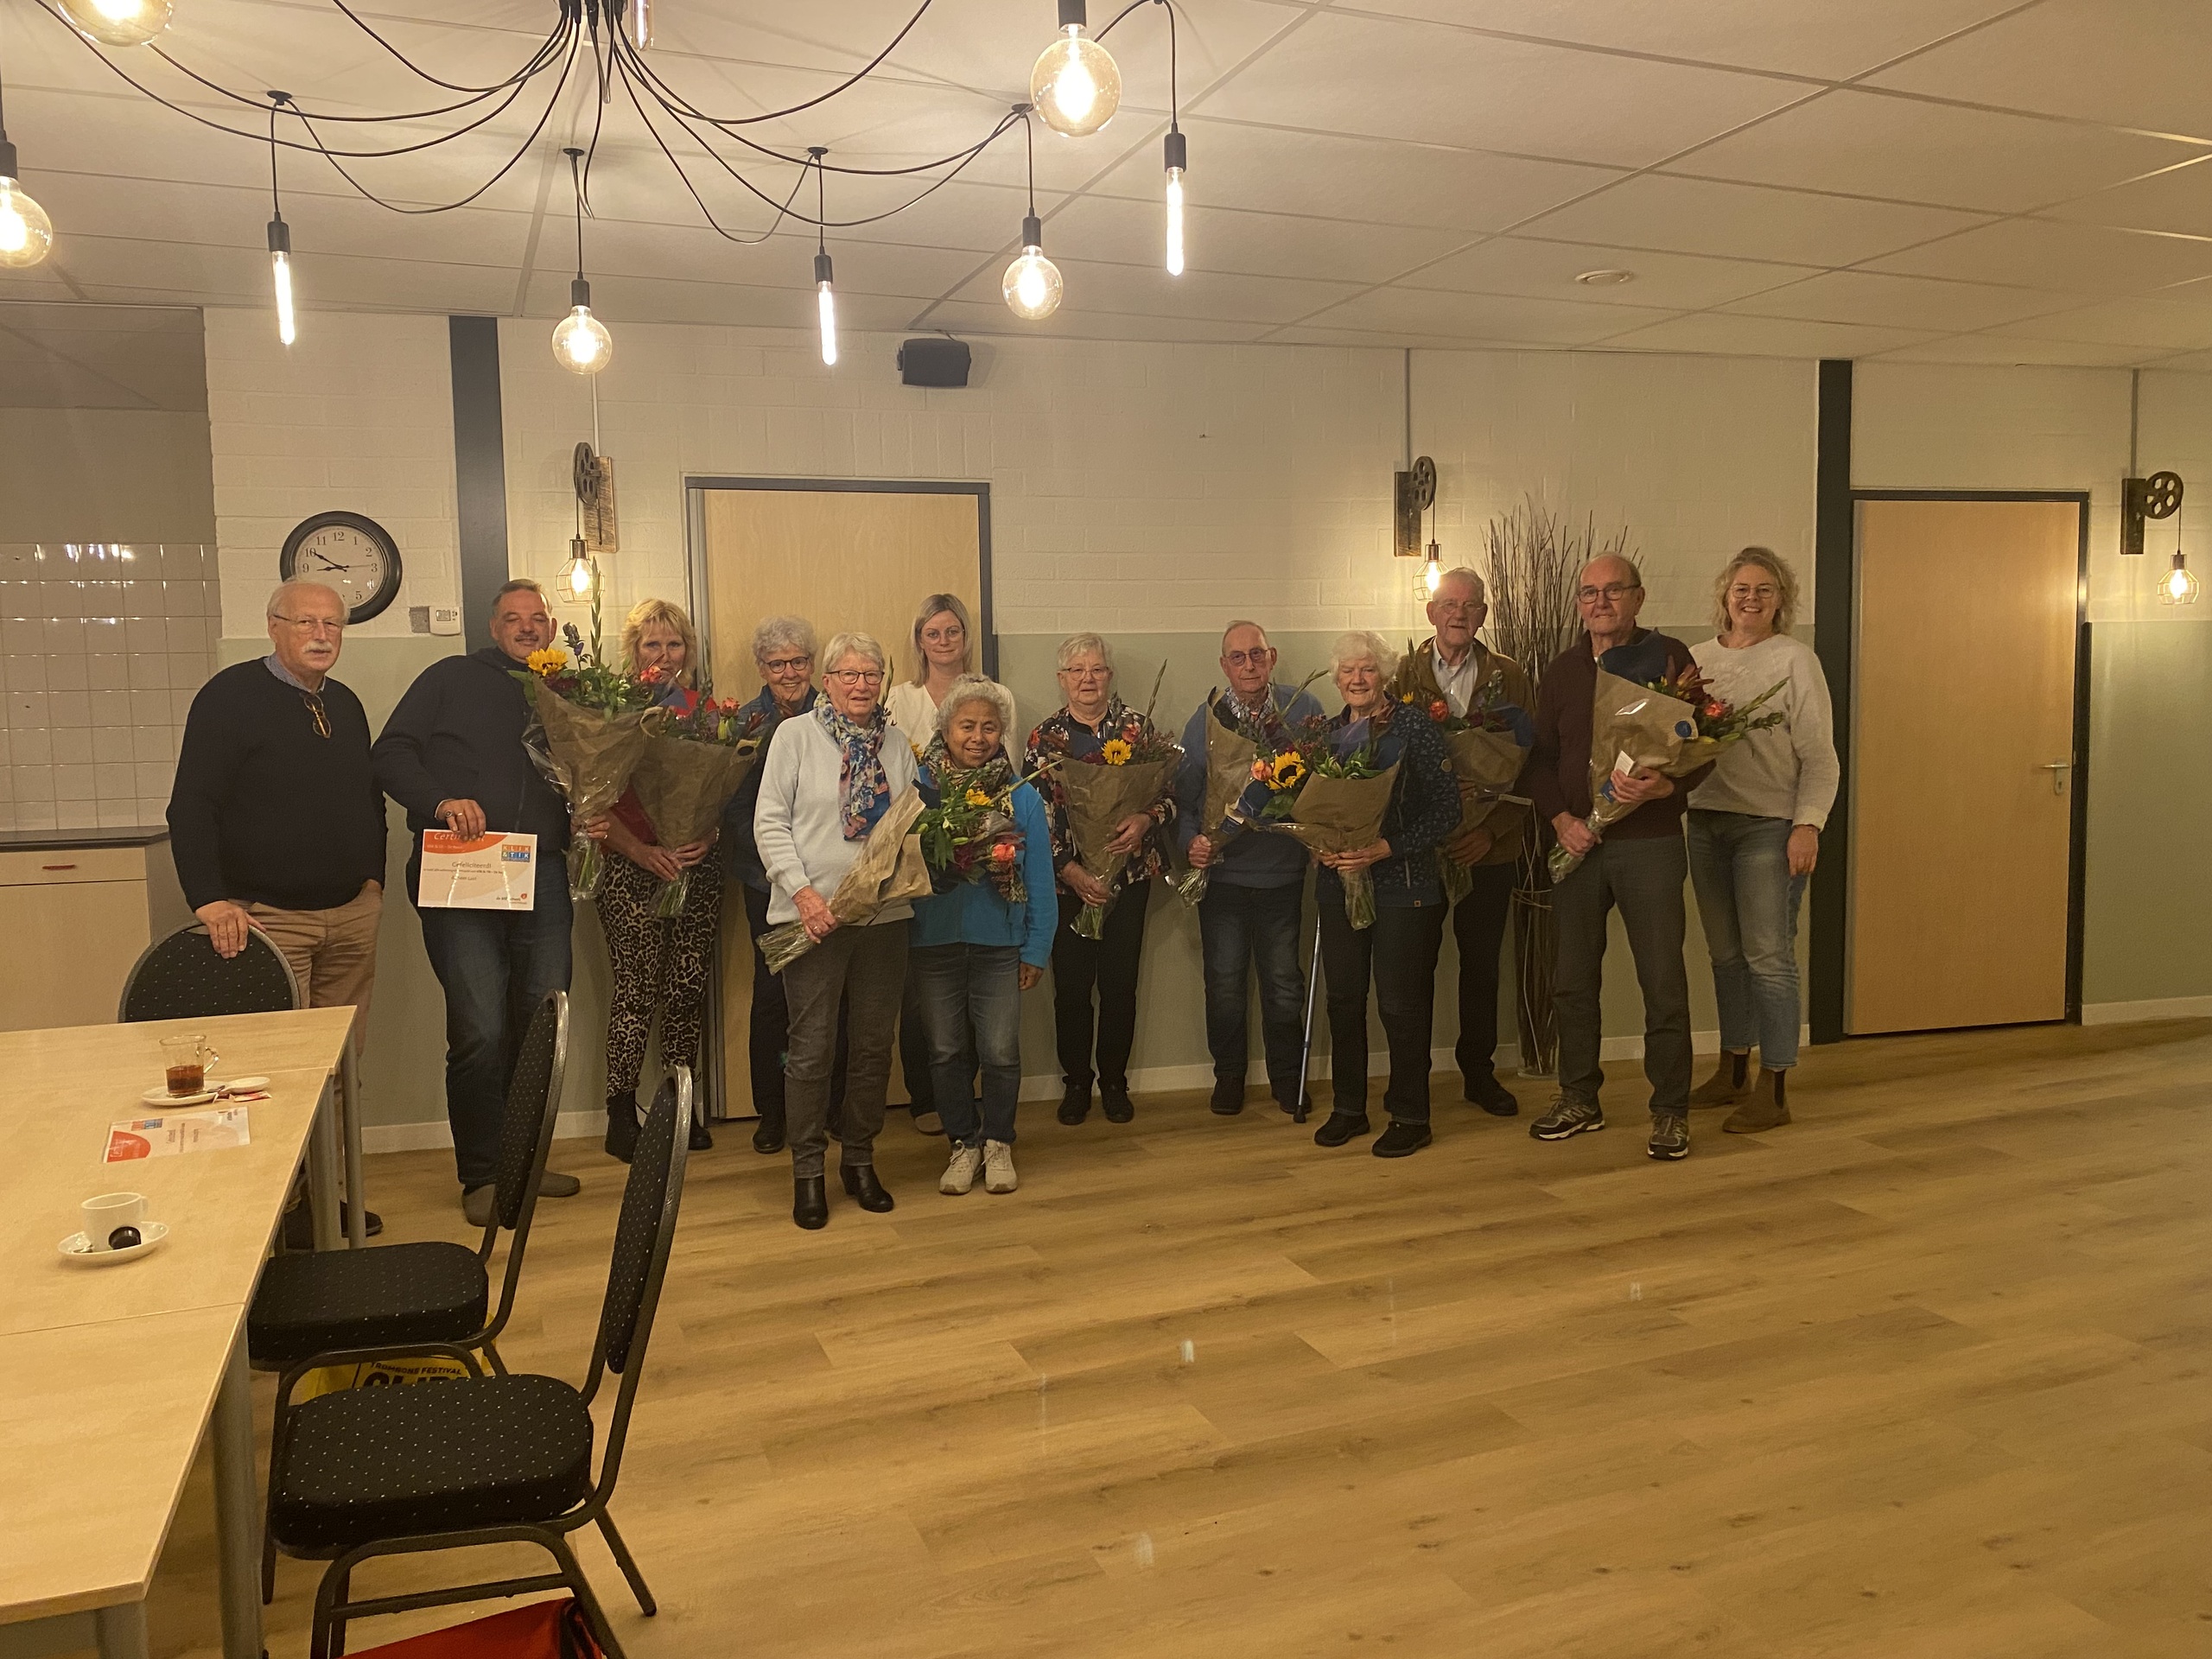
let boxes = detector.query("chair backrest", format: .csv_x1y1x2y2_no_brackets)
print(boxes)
118,922,302,1023
583,1069,691,1499
478,992,569,1335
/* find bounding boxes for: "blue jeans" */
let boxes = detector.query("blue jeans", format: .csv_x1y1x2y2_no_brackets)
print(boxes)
1198,880,1307,1105
910,942,1022,1147
416,880,573,1189
1687,810,1807,1071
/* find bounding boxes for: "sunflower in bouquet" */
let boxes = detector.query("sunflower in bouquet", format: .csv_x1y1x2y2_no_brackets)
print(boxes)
1035,702,1182,938
512,621,657,898
1249,716,1400,927
915,766,1032,906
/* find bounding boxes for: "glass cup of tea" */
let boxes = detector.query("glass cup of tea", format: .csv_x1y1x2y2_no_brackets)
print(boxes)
160,1033,221,1096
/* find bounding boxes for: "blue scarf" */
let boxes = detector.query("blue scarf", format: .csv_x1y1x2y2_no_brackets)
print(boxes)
820,702,891,841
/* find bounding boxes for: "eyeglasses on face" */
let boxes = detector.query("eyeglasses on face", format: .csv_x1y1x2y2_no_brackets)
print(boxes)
1058,664,1110,680
1222,648,1274,668
825,668,885,685
1575,583,1640,603
273,613,345,637
761,655,813,674
1728,583,1781,599
1431,599,1480,614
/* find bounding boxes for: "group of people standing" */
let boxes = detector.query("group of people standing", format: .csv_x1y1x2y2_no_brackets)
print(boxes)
165,543,1834,1235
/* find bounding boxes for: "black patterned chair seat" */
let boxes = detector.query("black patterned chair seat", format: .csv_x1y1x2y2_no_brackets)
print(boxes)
270,1373,595,1552
248,1243,490,1369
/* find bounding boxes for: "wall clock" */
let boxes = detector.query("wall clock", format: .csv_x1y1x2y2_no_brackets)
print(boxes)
279,512,404,624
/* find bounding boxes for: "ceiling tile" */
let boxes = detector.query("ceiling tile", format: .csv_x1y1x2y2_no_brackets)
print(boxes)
1667,88,2202,213
944,257,1364,326
1508,172,1995,264
1871,334,2175,368
1041,194,1471,285
1291,286,1678,346
1339,0,2025,80
1398,237,1808,310
1190,11,1804,168
1863,0,2212,140
1865,219,2212,296
1598,312,1938,358
2037,158,2212,239
911,299,1272,346
1979,291,2212,351
1721,270,2073,332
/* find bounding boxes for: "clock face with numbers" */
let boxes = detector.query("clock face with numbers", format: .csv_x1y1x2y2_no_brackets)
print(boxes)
279,512,404,624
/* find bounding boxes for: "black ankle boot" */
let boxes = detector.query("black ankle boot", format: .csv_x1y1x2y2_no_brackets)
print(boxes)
792,1176,829,1230
604,1091,641,1164
840,1163,895,1213
1210,1076,1246,1116
687,1108,714,1152
752,1110,786,1154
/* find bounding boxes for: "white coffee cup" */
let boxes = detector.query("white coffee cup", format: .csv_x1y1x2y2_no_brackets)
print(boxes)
82,1192,150,1252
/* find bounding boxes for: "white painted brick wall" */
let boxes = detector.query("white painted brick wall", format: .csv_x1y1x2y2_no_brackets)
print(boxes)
205,308,462,640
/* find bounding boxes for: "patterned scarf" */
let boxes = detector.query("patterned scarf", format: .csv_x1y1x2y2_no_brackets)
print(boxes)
820,702,891,841
919,734,1014,804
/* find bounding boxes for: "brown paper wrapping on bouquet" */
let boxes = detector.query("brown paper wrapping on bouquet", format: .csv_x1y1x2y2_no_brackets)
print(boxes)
1439,726,1529,900
760,786,933,975
1051,750,1179,936
524,677,652,897
1254,761,1401,928
1201,701,1262,832
1546,668,1703,880
628,730,764,914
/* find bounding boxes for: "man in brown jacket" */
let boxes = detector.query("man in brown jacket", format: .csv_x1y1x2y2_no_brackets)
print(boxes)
1521,554,1710,1161
1390,567,1533,1116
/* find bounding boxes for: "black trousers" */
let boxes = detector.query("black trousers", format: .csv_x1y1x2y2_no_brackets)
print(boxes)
1319,892,1446,1125
1051,880,1152,1090
1450,861,1516,1089
739,880,844,1128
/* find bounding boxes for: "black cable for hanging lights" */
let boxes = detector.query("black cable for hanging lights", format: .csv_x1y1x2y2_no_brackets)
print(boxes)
1001,105,1063,321
1096,0,1185,275
811,148,837,366
266,91,296,344
550,145,613,376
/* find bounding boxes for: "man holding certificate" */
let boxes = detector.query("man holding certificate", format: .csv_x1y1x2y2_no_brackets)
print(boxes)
372,579,582,1224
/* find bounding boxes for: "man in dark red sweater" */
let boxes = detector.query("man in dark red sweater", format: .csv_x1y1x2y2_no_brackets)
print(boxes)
1522,555,1709,1161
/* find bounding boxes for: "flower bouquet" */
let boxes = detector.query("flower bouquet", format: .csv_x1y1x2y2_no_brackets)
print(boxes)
512,623,656,899
1414,677,1534,903
758,785,934,976
1250,718,1401,929
1547,664,1785,880
914,760,1033,906
629,690,769,916
1173,671,1325,907
1038,681,1183,937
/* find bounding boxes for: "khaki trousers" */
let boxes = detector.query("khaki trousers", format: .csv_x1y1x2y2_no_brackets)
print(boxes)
248,880,384,1039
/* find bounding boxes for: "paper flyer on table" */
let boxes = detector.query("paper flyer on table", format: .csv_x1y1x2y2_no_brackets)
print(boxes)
417,830,538,911
105,1106,252,1163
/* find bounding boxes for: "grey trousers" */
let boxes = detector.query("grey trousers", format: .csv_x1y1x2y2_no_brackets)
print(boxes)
1552,835,1693,1116
781,918,909,1179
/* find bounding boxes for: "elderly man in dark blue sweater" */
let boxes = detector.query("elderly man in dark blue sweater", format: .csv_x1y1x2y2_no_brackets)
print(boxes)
372,579,580,1223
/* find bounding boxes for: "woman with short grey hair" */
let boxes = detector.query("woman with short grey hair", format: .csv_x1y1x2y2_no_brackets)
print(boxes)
1054,631,1115,672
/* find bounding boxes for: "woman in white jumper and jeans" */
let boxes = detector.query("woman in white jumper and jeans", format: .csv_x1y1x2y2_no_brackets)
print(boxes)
1686,548,1839,1134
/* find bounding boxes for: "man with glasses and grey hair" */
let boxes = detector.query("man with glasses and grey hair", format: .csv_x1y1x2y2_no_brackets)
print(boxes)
169,580,389,1232
1524,555,1710,1162
1175,620,1325,1116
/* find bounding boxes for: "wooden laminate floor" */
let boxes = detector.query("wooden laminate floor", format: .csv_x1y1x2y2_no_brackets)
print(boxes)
144,1020,2212,1658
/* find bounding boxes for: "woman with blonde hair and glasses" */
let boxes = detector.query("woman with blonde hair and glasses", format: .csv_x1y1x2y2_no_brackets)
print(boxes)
882,592,1015,1135
1686,547,1838,1135
584,598,720,1162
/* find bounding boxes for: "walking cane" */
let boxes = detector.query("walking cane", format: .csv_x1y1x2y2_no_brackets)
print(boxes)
1294,911,1322,1123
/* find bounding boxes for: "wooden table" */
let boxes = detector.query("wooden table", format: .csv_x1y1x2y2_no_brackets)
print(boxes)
0,1008,358,1659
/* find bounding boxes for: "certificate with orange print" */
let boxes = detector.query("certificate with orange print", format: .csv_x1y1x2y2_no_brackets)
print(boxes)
418,829,538,911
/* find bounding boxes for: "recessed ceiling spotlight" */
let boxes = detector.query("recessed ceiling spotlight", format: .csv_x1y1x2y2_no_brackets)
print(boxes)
1575,268,1636,286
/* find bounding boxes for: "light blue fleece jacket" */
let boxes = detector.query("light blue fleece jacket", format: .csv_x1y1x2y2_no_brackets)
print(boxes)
908,774,1058,969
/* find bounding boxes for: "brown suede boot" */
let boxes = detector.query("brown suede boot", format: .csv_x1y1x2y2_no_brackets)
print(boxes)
1723,1068,1790,1133
1689,1050,1752,1108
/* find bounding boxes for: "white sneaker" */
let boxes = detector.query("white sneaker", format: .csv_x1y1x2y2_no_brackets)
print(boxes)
982,1139,1018,1194
940,1144,983,1195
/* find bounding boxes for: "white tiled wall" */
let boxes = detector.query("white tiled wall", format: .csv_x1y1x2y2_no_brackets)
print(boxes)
0,543,219,831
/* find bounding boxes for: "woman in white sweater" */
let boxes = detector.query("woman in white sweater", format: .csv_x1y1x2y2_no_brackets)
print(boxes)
1686,547,1839,1135
754,629,921,1230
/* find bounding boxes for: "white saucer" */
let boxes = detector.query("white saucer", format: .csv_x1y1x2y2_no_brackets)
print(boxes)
59,1222,170,1265
141,1084,219,1107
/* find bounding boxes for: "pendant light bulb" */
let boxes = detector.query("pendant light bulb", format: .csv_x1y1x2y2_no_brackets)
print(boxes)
58,0,175,48
1163,130,1187,276
1003,215,1064,321
815,252,839,367
1423,543,1443,597
1031,2,1121,137
0,140,53,269
562,537,594,600
268,219,296,346
551,149,611,374
2163,550,2199,606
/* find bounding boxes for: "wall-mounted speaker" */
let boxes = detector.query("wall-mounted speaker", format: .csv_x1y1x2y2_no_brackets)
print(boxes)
899,337,972,388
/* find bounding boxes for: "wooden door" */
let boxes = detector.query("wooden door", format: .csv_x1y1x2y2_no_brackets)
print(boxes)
1847,497,2079,1033
696,486,986,1116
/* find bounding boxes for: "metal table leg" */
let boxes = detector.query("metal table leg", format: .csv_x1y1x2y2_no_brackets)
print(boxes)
210,1328,264,1659
94,1602,149,1659
306,1073,340,1252
340,1042,367,1249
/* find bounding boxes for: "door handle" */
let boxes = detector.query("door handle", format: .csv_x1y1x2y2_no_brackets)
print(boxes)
2040,760,2071,796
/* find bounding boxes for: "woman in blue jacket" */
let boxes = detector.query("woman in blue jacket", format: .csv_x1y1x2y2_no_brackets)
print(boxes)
912,675,1056,1197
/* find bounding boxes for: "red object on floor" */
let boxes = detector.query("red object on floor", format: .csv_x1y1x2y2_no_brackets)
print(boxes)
347,1597,603,1657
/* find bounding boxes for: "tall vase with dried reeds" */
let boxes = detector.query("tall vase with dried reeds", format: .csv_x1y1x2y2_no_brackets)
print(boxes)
1482,499,1635,1077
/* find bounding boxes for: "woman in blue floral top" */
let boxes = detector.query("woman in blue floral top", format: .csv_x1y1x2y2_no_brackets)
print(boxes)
1022,632,1177,1127
1311,630,1460,1160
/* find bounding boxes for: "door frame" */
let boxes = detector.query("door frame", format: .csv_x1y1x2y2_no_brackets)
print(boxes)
678,475,995,1118
1815,487,2091,1038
